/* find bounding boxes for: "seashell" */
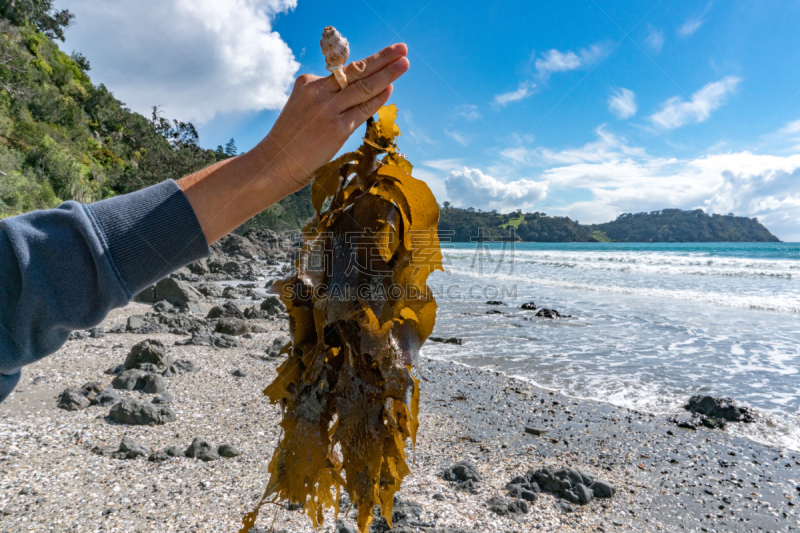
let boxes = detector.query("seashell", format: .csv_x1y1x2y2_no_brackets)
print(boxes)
320,26,350,69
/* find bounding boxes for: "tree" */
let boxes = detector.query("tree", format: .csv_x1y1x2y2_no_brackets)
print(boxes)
224,138,237,157
1,0,74,41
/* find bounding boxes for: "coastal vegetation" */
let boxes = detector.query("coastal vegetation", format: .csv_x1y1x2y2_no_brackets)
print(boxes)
0,2,309,228
438,205,779,243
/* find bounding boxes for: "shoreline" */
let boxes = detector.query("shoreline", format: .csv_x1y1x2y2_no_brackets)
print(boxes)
0,302,797,532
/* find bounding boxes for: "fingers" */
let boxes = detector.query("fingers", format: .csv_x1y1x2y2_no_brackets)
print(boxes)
336,57,409,111
342,86,393,132
325,43,408,93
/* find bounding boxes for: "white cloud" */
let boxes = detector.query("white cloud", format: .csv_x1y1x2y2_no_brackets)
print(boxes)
608,88,637,119
454,104,481,121
649,76,741,130
644,25,664,53
496,127,800,240
535,43,608,78
779,119,800,136
678,1,713,36
423,159,463,172
494,82,535,106
62,0,300,123
678,19,704,36
445,168,548,211
445,129,471,146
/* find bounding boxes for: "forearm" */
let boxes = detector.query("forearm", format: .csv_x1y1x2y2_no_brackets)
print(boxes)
177,138,303,245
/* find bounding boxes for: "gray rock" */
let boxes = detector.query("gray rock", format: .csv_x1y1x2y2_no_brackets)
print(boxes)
428,336,464,345
164,445,183,457
104,364,126,376
118,436,151,459
260,296,286,315
111,369,147,391
215,317,249,336
206,302,244,319
335,518,358,533
148,451,169,463
520,302,537,310
141,373,167,394
441,461,481,482
90,388,121,407
152,391,174,404
162,359,196,377
590,479,616,498
231,369,247,378
524,426,547,436
211,333,241,348
109,399,176,426
507,484,538,502
222,286,243,299
536,308,561,319
558,501,577,513
486,496,527,517
154,277,203,307
267,337,289,358
136,363,160,374
218,444,242,457
152,300,174,313
124,339,172,370
184,438,219,461
57,388,89,411
563,483,593,505
685,395,755,423
127,315,146,331
196,283,222,298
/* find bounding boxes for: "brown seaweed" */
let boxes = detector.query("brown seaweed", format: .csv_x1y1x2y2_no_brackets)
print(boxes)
240,105,442,533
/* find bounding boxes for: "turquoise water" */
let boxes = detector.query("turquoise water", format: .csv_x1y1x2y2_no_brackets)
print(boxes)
425,242,800,450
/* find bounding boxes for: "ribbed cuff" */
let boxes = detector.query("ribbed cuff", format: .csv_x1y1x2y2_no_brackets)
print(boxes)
84,180,209,298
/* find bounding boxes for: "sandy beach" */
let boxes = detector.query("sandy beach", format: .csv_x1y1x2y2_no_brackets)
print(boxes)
0,298,797,532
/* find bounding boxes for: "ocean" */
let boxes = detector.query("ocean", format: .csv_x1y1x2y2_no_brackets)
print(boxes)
424,242,800,451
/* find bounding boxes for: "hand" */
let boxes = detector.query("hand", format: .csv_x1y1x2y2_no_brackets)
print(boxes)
253,43,410,192
178,43,410,244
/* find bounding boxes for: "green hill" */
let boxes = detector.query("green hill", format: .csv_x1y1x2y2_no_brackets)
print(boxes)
438,205,779,243
0,2,310,230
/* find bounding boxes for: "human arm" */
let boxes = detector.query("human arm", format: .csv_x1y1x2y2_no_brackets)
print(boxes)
0,43,409,401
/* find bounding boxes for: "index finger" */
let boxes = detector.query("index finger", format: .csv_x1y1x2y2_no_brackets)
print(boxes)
325,43,408,92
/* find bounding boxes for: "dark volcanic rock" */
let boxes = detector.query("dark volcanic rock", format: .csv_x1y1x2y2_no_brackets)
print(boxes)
164,445,183,457
218,444,242,457
206,302,244,319
118,436,151,459
154,277,203,307
141,373,167,394
214,317,249,336
57,387,89,411
486,300,504,305
536,308,561,319
90,388,120,407
184,438,219,461
428,336,464,345
152,391,174,404
231,369,247,378
441,461,481,483
125,339,172,370
162,359,196,377
685,395,755,423
104,364,126,376
525,466,614,505
109,399,176,425
111,369,147,391
148,451,170,463
520,302,537,310
486,495,528,517
486,309,503,315
260,296,286,316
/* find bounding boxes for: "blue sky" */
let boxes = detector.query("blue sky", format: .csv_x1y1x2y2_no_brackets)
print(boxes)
62,0,800,239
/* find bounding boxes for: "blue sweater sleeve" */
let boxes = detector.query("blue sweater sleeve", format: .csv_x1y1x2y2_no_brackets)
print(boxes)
0,179,209,401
